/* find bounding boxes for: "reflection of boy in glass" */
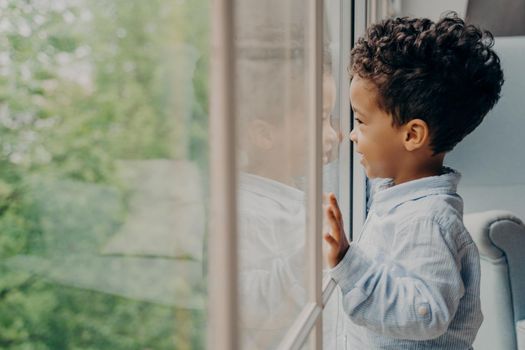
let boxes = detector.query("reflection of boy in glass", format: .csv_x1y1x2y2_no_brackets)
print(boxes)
324,14,504,349
237,56,339,349
234,0,344,347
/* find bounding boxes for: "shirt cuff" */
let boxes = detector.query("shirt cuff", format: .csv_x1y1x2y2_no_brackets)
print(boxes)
329,243,373,294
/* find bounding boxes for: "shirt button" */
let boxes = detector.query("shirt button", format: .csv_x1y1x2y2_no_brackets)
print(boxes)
418,305,429,316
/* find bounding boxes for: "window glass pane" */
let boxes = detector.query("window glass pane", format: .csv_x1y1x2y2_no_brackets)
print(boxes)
322,1,344,348
323,0,342,196
322,0,342,226
234,0,311,348
0,1,208,348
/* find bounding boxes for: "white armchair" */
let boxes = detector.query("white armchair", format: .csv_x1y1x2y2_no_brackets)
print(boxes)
464,211,525,350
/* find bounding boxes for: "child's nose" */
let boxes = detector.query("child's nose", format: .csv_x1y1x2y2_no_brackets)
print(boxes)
349,128,357,143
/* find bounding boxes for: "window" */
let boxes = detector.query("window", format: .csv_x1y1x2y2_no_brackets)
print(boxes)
0,1,208,348
209,0,367,349
1,0,376,348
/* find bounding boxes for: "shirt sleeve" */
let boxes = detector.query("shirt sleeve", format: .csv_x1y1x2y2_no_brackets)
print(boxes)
330,218,465,340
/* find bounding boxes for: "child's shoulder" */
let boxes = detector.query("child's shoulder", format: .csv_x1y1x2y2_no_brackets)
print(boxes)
397,191,463,226
395,193,473,249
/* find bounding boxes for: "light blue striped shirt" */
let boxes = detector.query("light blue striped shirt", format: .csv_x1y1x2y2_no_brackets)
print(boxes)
330,166,483,349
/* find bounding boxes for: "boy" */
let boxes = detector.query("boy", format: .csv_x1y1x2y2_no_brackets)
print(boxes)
324,13,504,349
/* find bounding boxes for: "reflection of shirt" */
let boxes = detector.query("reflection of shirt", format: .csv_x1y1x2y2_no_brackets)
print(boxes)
331,167,483,349
238,172,307,349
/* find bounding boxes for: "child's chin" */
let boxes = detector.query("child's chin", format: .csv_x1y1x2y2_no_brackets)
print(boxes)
360,162,378,179
363,168,377,179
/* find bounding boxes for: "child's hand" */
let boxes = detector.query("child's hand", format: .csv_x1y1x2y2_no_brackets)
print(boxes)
323,192,351,268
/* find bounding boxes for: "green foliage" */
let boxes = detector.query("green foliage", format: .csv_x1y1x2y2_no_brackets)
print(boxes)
0,0,209,348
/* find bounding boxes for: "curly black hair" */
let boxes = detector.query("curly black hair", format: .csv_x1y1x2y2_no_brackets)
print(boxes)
351,12,504,155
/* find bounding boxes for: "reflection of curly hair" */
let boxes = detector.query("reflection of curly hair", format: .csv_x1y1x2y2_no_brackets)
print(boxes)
351,12,504,154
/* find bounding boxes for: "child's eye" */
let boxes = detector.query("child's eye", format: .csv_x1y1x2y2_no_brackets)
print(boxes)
354,118,363,125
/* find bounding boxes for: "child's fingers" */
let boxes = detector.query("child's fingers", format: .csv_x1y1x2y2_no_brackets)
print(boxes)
327,202,342,227
328,206,342,240
326,205,338,225
329,193,343,222
324,232,337,247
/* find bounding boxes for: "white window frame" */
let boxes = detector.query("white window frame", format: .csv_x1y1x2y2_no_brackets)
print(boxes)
208,0,369,349
208,0,238,349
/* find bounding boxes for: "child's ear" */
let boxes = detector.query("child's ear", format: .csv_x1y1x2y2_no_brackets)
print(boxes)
402,118,429,152
248,118,275,150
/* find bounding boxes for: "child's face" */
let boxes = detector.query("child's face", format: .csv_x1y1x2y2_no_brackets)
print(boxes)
280,73,339,176
348,75,406,179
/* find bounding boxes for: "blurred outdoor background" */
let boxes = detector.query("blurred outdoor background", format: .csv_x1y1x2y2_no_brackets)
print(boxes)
0,0,209,348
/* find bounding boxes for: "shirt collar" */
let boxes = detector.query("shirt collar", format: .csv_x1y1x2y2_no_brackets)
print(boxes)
372,166,461,216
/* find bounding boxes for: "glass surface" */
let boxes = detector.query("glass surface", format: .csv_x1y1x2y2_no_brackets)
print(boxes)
322,0,343,242
234,0,311,348
0,1,208,348
233,0,345,347
322,1,344,348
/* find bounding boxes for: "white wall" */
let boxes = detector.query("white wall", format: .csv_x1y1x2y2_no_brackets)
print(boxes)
399,0,468,19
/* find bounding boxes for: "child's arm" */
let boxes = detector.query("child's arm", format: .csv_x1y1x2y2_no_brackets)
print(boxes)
325,195,465,341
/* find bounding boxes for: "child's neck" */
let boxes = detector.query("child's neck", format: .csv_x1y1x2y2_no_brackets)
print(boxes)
392,154,445,186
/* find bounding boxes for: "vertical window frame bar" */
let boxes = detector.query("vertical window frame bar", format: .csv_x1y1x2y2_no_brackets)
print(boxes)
306,0,324,347
208,0,239,349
